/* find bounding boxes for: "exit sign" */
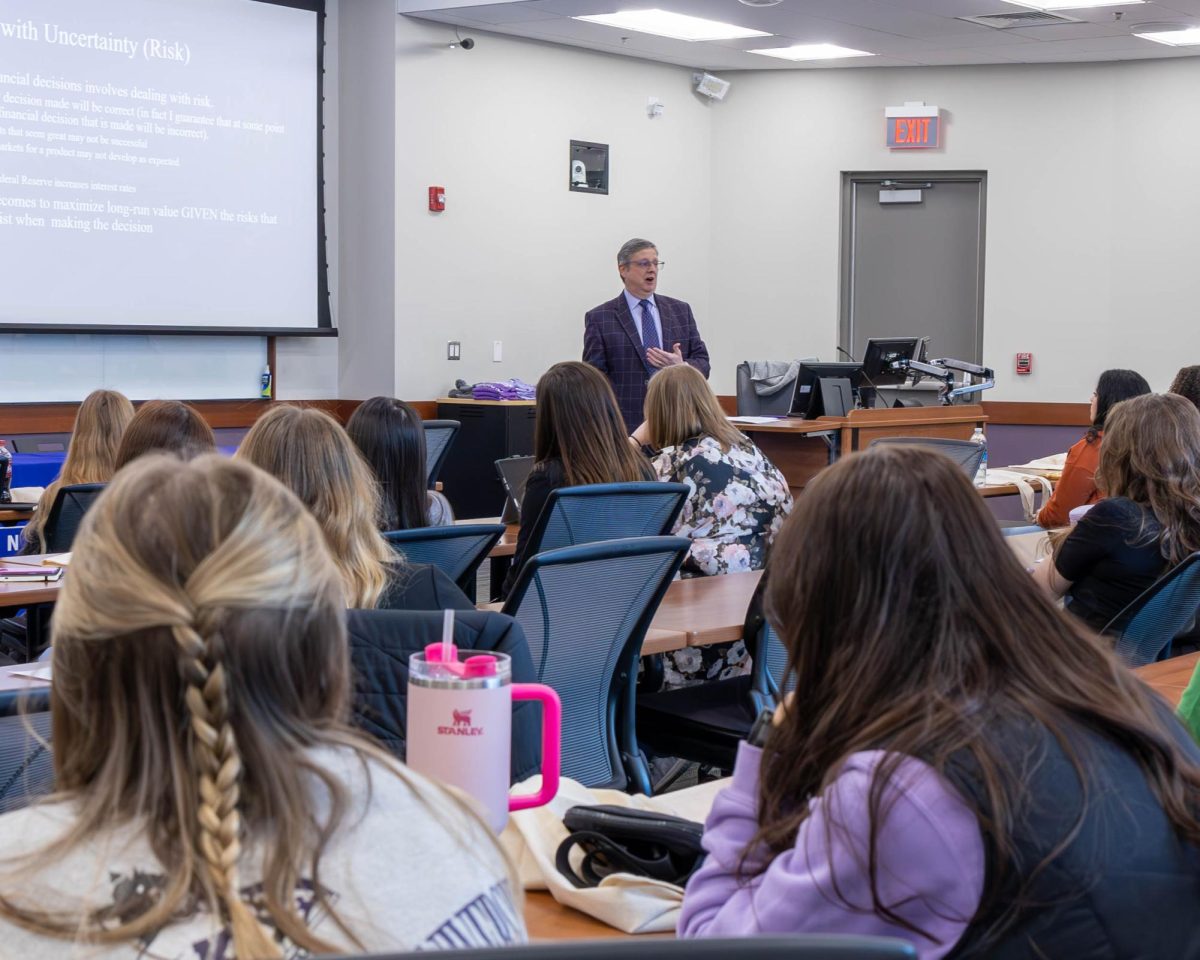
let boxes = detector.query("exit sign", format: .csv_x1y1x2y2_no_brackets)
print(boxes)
885,101,941,149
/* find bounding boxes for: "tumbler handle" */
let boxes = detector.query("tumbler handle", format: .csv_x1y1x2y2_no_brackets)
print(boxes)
508,683,561,812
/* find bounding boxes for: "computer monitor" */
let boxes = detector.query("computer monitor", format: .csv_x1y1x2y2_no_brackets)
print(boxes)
789,362,864,419
861,338,924,386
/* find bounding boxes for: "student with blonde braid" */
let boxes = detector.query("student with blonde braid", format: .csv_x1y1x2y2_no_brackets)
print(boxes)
0,455,524,957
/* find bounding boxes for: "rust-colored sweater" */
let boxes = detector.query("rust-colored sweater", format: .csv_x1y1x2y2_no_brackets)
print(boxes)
1037,432,1102,528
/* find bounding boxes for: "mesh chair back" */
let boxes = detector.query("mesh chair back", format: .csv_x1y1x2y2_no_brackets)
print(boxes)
423,420,460,487
868,436,983,480
525,482,688,558
351,934,917,960
503,537,689,792
744,579,794,713
1108,552,1200,667
0,688,53,815
42,482,106,553
382,524,504,593
736,362,800,417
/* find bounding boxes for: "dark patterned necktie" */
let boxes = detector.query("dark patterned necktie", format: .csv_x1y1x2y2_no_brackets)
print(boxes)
639,299,660,351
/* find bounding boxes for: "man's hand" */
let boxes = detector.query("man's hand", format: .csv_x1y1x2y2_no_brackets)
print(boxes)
647,342,684,369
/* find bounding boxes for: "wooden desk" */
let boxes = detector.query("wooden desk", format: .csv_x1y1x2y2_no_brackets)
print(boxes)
650,571,762,647
741,406,986,495
1134,651,1198,709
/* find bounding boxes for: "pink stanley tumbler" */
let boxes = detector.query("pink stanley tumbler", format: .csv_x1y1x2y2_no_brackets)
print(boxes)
407,643,562,833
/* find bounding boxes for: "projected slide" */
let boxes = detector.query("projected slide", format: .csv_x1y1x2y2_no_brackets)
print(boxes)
0,0,324,331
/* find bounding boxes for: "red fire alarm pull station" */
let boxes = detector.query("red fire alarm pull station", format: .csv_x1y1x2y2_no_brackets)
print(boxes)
1016,353,1033,375
428,186,445,212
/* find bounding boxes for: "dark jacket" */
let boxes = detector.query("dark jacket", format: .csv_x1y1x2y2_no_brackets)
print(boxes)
346,609,542,783
378,562,474,612
944,707,1200,958
583,292,710,430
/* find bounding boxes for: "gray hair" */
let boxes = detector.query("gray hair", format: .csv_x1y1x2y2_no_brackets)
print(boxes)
617,238,656,265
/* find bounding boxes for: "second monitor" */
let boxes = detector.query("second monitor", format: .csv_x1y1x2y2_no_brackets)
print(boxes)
790,362,865,419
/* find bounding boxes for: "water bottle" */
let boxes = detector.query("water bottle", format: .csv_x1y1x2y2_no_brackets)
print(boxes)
260,364,272,400
0,440,11,504
407,643,561,834
969,425,988,487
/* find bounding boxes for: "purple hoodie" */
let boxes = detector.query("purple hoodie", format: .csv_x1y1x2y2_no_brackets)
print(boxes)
679,743,984,959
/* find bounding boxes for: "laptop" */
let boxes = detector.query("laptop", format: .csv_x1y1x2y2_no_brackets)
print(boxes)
495,456,535,524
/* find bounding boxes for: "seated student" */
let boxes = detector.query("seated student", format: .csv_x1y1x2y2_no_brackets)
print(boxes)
1170,364,1200,413
501,361,653,597
0,455,523,956
346,396,454,530
679,445,1200,957
238,405,471,611
1036,368,1150,528
114,398,216,469
1034,393,1200,633
21,388,134,553
635,363,792,685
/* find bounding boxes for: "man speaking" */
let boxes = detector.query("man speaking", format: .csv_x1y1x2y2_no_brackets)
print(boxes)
583,238,711,429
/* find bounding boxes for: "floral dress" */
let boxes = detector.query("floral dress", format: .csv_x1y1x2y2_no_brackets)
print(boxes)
650,435,793,686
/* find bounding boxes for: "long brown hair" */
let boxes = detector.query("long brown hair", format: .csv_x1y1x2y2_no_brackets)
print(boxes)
115,399,216,469
1094,392,1200,565
23,389,134,550
645,363,745,452
237,405,394,607
756,445,1200,943
0,455,500,956
534,362,652,486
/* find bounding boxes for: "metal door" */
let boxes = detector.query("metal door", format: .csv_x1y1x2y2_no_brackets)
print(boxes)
840,171,986,364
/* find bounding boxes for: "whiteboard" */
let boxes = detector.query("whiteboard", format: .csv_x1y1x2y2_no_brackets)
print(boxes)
0,334,267,402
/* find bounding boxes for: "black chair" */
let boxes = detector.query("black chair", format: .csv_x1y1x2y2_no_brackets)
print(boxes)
339,935,917,959
502,537,689,793
346,609,542,783
867,437,983,480
41,482,106,553
1104,551,1200,667
423,420,460,488
382,524,504,595
636,577,790,775
520,482,689,563
0,686,54,815
736,361,802,417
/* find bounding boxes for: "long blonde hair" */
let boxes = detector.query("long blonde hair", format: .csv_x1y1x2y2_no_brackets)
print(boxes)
645,363,745,452
23,390,134,551
237,405,394,607
0,455,481,956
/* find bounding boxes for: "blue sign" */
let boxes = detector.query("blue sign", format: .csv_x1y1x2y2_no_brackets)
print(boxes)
1,524,28,558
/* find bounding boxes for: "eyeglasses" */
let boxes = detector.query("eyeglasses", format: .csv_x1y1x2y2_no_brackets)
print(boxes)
626,259,664,270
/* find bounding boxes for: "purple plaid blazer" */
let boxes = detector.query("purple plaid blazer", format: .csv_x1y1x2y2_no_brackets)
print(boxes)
582,292,711,430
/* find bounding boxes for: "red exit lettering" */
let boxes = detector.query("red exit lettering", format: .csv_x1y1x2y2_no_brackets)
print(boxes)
893,117,931,144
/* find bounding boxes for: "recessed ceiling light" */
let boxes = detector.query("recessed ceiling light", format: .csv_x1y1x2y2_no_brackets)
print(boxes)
1000,0,1143,9
1135,26,1200,45
748,43,874,61
573,9,770,41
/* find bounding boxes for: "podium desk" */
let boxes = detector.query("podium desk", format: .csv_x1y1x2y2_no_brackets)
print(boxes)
740,405,987,495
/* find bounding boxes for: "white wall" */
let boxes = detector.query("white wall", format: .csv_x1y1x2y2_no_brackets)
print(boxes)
390,16,714,399
707,58,1200,400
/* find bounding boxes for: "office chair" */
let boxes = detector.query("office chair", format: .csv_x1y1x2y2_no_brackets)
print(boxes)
382,524,504,595
519,482,688,563
1104,551,1200,667
345,609,542,782
636,577,793,776
423,420,460,488
868,437,983,480
41,482,107,553
346,935,918,959
502,536,689,793
735,361,802,417
0,687,54,815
